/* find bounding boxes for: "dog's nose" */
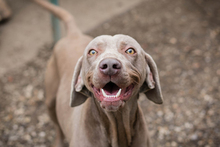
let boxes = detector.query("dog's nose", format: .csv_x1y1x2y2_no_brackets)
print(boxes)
99,58,121,76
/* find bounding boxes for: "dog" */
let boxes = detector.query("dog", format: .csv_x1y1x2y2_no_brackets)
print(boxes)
34,0,163,147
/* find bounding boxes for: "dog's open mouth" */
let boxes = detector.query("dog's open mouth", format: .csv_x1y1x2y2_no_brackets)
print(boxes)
92,82,134,111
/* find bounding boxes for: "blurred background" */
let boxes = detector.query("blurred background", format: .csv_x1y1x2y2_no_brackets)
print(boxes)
0,0,220,146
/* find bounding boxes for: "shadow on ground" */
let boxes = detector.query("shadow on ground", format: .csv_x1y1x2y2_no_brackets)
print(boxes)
0,0,220,146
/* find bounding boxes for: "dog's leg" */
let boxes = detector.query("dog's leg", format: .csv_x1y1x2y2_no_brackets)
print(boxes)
45,55,64,147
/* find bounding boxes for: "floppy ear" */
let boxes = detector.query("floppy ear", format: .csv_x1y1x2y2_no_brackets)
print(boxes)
140,53,163,104
70,56,90,107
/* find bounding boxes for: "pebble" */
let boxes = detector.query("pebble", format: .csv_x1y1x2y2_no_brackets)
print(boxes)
37,90,44,100
157,111,163,117
24,134,32,142
39,132,46,138
13,124,18,130
38,114,50,125
14,108,24,116
190,133,198,141
174,127,182,133
9,135,18,141
164,111,174,122
184,122,193,129
171,141,177,147
169,38,177,44
24,85,33,98
31,131,37,137
24,117,31,123
204,94,213,103
158,127,170,140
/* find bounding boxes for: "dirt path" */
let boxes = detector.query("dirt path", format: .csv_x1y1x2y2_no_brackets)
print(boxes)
0,0,220,146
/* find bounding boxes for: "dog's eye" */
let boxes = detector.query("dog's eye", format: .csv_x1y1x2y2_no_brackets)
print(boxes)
88,49,97,56
125,48,136,55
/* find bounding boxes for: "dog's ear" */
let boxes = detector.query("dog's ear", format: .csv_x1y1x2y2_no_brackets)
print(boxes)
70,56,90,107
140,53,163,104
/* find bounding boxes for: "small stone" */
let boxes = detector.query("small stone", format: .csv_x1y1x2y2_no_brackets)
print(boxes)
210,30,217,39
24,85,33,98
38,114,50,125
13,124,18,130
31,131,37,137
205,56,211,63
165,142,171,146
193,49,202,56
190,133,198,141
170,38,177,44
24,117,31,123
184,122,193,129
14,108,24,115
174,127,182,133
27,126,35,132
9,135,18,141
157,111,163,117
7,76,14,82
171,141,177,147
37,90,44,100
177,136,183,142
172,103,178,109
204,95,213,103
208,110,214,115
24,134,31,142
192,62,200,69
158,127,170,140
39,131,46,138
164,111,174,121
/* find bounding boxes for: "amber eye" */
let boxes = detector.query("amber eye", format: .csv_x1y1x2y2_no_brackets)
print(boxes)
88,49,97,56
125,48,136,55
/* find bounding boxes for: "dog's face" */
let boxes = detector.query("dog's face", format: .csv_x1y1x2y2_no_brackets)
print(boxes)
70,35,163,112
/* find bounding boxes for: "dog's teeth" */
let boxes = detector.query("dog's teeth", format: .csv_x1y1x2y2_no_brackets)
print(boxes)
116,89,121,98
101,89,108,97
101,88,122,98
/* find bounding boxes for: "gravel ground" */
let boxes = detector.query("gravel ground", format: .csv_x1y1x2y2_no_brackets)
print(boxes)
0,0,220,146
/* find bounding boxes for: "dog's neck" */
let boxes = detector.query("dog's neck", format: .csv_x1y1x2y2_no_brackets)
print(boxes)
91,95,139,147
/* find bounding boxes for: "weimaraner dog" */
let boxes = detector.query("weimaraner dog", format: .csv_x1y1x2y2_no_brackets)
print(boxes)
34,0,163,147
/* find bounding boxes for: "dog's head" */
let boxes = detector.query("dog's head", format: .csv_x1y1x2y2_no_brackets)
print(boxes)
70,35,163,112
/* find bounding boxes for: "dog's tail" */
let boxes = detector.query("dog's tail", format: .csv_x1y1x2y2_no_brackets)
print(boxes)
33,0,80,37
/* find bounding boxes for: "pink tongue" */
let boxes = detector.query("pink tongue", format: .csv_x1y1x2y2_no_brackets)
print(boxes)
104,88,118,95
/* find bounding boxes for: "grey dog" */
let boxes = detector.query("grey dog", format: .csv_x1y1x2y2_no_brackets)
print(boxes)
34,0,163,147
